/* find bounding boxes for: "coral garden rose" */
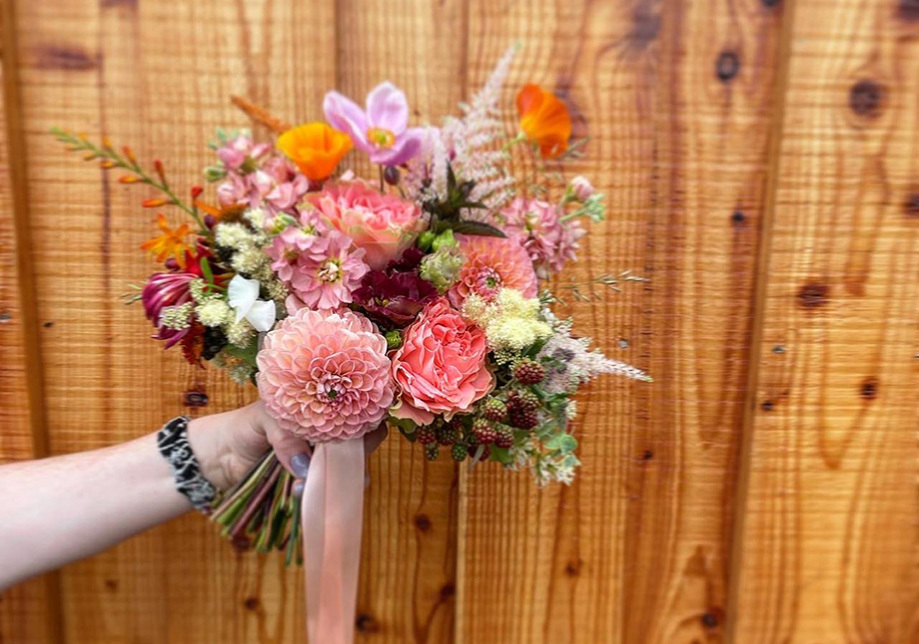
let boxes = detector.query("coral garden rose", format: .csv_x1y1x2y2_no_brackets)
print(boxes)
391,298,494,425
304,182,425,270
447,234,538,308
257,307,394,442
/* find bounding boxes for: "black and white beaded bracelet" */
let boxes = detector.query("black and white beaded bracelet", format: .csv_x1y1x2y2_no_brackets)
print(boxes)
156,416,219,513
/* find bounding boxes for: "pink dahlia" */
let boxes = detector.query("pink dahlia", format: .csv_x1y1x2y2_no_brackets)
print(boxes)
391,298,494,425
499,197,585,278
303,182,425,270
447,234,538,308
257,308,394,441
286,231,369,310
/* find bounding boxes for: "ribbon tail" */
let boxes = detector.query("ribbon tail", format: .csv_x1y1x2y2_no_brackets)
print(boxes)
302,439,365,644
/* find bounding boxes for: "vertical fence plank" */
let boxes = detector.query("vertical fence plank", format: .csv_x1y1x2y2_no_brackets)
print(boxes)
730,0,919,641
0,2,59,641
334,2,467,642
9,0,333,642
458,1,787,642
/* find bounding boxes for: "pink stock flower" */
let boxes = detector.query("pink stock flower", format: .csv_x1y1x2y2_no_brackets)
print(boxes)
216,133,271,171
286,231,370,310
265,211,331,283
500,197,585,278
323,82,424,166
303,182,425,270
217,154,309,213
141,272,195,348
257,308,394,441
391,298,494,425
447,234,538,308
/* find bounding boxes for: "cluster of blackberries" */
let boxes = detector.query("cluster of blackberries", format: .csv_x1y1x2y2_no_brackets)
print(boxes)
202,327,228,360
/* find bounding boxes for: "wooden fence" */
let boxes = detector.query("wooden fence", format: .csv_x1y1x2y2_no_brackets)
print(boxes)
1,0,917,642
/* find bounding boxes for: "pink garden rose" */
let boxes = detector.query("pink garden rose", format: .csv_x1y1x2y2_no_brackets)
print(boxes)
257,308,394,442
391,298,494,425
303,182,425,270
447,234,538,308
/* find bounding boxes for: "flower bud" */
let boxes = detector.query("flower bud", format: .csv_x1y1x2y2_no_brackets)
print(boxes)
417,230,436,251
431,229,456,251
385,329,403,351
569,175,594,202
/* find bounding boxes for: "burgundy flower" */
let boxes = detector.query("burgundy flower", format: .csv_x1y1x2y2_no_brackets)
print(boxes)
142,272,195,348
353,270,437,327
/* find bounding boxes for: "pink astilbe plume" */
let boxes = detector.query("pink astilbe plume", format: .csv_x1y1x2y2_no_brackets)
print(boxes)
403,46,518,213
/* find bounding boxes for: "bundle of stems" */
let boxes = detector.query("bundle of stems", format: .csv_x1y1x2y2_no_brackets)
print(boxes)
211,451,303,565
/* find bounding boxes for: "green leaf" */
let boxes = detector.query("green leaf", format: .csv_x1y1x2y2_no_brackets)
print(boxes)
489,446,513,465
223,335,259,367
200,257,215,284
544,433,578,453
446,220,507,238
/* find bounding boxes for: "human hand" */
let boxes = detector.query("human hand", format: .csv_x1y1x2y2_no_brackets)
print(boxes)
187,401,389,491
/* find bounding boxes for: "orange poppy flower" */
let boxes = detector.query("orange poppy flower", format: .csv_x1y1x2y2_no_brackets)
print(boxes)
277,122,353,181
516,84,572,159
141,214,192,268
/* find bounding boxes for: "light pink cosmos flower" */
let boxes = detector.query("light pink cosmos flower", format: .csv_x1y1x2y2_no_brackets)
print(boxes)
286,231,370,310
323,82,424,166
499,197,585,278
303,182,425,270
257,307,394,441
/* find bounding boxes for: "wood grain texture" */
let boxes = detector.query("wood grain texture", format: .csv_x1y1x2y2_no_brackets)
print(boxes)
0,1,60,641
458,1,787,642
8,0,333,641
729,0,919,641
2,0,919,642
335,2,467,643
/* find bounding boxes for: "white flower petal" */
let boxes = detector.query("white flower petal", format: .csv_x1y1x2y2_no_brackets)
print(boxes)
227,275,259,323
245,299,277,332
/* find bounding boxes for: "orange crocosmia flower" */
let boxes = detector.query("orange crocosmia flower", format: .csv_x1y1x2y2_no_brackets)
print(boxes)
277,122,353,181
141,214,192,268
516,84,572,159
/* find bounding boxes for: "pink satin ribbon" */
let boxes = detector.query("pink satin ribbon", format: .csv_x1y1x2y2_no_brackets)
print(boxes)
301,439,365,644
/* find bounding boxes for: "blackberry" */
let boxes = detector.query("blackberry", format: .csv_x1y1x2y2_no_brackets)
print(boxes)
424,443,440,461
472,418,497,445
416,426,437,445
482,398,508,422
436,423,461,446
451,443,468,462
494,424,515,449
202,326,228,360
509,407,539,430
508,389,539,412
513,359,545,385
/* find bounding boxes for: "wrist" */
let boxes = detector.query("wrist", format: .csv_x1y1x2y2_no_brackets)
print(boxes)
187,408,244,492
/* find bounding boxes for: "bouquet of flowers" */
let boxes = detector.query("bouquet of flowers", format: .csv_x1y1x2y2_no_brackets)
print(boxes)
54,47,649,643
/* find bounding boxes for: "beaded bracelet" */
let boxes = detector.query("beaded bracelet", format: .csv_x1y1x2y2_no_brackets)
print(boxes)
156,416,219,513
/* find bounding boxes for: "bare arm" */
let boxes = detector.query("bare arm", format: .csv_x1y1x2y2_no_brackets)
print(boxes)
0,402,387,591
0,403,311,590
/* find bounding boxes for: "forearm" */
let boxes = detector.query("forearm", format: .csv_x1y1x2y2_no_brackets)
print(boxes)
0,431,190,589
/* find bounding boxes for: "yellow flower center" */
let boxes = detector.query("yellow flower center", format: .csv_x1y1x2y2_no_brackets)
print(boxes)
318,259,342,283
367,127,396,148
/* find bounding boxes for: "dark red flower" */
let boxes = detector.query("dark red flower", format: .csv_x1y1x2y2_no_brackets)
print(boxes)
353,270,437,327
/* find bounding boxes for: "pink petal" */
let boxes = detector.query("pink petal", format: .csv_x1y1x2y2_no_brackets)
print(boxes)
323,91,371,151
365,82,408,134
370,127,424,166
